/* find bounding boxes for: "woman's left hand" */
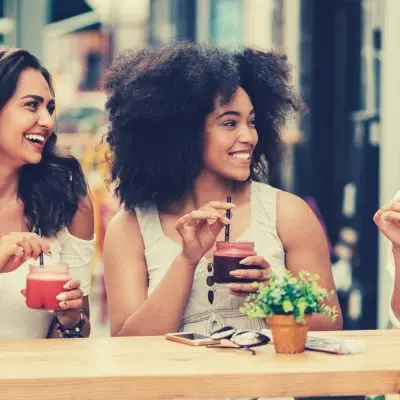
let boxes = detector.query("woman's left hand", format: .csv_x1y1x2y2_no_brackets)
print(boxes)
227,255,271,297
52,280,84,327
21,279,84,328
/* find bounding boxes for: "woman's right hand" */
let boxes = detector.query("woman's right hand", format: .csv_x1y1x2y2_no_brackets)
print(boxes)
0,232,51,273
175,201,235,266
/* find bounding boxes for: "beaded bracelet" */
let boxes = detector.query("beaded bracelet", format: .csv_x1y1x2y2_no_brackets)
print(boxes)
55,310,86,338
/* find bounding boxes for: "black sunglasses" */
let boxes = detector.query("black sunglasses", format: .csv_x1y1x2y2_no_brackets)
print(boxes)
208,326,270,355
206,261,215,304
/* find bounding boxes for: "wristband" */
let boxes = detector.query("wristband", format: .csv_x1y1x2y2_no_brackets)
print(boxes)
55,310,86,338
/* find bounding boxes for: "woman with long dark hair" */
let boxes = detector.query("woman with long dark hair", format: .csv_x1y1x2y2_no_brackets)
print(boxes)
103,43,343,337
0,47,95,339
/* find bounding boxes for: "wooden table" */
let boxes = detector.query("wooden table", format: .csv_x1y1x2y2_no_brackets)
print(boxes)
0,330,399,399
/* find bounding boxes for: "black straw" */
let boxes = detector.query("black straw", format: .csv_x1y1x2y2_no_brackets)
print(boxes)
225,196,232,242
38,228,44,267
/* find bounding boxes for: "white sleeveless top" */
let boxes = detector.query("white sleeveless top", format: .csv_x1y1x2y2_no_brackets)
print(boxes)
135,182,286,336
0,228,95,339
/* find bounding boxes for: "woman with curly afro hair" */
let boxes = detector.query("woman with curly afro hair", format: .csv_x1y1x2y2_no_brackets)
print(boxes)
103,42,343,337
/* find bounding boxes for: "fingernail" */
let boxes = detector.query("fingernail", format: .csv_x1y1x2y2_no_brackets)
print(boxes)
229,203,237,208
229,270,240,276
56,294,66,301
63,283,72,289
239,259,248,265
223,218,230,224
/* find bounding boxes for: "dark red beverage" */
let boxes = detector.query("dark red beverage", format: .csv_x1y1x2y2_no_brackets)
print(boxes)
26,265,70,310
213,241,260,283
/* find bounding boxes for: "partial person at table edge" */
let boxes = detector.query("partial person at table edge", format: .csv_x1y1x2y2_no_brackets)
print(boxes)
374,191,400,328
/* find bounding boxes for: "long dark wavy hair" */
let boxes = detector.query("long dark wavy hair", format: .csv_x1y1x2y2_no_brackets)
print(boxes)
0,48,87,236
104,42,300,211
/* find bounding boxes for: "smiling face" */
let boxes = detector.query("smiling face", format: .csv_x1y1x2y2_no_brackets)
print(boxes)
0,67,55,168
202,87,258,182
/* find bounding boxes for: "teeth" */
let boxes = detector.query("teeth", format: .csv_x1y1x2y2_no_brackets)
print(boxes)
25,134,45,143
231,152,250,160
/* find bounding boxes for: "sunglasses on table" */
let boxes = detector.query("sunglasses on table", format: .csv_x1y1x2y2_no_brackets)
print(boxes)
207,326,270,355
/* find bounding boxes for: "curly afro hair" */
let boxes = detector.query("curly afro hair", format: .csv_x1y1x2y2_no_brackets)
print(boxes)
104,42,300,211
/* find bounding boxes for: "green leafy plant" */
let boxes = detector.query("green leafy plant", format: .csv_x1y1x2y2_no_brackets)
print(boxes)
240,270,338,323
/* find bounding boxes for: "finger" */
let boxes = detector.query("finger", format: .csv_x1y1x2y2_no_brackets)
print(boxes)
58,298,83,310
382,202,400,213
4,243,24,260
15,236,33,259
24,235,43,259
62,280,81,291
200,206,225,225
373,209,383,224
12,244,25,260
226,283,259,293
229,268,269,281
382,211,400,222
209,218,227,236
204,201,236,211
186,210,229,226
56,288,83,302
239,255,270,270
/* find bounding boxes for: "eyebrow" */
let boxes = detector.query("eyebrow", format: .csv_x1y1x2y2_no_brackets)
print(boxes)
217,109,255,119
21,94,55,105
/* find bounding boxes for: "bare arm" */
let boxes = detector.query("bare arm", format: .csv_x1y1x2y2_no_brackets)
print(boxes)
373,198,400,327
277,192,343,330
391,246,400,322
48,195,94,338
103,211,197,336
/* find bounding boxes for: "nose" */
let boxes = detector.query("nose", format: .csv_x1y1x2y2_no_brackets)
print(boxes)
238,125,257,145
37,109,55,131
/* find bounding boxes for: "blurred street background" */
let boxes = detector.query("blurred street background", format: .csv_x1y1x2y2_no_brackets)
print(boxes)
1,0,399,336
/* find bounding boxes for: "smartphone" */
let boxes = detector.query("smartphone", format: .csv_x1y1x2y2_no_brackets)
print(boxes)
165,332,221,346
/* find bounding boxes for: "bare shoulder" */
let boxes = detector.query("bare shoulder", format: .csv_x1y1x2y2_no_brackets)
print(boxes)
277,190,314,221
69,195,95,240
104,209,144,251
276,191,326,249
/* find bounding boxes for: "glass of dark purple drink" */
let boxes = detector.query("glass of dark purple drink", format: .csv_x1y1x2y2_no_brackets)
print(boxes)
213,241,260,283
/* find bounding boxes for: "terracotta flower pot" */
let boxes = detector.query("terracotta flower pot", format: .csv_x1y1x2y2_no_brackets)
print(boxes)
266,314,312,354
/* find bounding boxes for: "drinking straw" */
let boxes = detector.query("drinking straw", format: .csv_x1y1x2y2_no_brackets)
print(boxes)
38,228,43,267
225,196,232,242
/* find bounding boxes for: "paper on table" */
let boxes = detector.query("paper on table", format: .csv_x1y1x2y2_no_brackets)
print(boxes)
260,329,365,354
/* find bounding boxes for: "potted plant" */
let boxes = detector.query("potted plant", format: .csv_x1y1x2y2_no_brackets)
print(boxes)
240,270,338,354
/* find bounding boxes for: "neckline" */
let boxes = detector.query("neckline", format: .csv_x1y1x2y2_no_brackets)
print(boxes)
154,182,254,263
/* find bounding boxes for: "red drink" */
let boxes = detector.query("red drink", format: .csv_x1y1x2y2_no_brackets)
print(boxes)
26,265,70,310
213,241,259,283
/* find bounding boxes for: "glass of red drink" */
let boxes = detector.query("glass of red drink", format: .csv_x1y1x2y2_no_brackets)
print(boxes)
26,265,70,310
213,241,260,284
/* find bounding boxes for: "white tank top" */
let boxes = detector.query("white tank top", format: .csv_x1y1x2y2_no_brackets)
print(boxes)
135,182,286,335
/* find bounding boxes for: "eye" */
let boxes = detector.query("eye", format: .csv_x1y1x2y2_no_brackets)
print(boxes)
249,117,256,127
223,120,237,128
25,101,38,111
